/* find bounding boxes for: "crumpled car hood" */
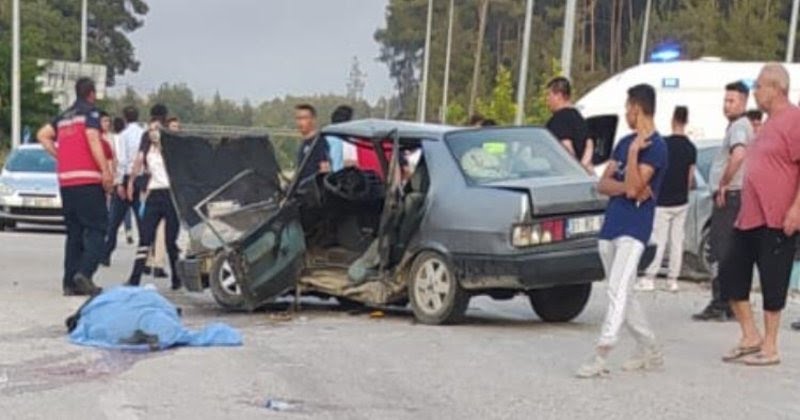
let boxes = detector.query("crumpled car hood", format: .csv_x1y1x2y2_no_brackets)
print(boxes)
159,131,283,229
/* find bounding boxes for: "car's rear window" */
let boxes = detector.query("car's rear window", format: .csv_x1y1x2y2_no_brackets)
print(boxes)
4,148,56,173
445,127,586,184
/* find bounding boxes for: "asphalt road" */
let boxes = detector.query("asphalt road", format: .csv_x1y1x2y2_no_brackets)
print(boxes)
1,226,799,420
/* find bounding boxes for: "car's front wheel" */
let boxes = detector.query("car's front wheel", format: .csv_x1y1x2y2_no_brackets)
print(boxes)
0,219,16,231
408,251,469,325
209,253,246,310
528,283,592,322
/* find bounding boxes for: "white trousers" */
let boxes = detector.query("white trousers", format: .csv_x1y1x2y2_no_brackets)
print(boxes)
644,204,689,280
597,237,656,348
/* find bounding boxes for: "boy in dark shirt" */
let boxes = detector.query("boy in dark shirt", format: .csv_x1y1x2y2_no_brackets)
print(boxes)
294,104,330,181
577,84,667,378
545,77,592,172
637,106,697,292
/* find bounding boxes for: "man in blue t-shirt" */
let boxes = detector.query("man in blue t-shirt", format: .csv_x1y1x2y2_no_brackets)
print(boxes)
576,84,668,378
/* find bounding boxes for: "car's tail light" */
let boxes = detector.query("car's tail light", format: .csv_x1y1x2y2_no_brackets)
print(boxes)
512,215,602,248
512,219,564,248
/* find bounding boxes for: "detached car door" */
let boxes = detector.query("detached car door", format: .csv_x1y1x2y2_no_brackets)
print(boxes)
160,130,306,310
231,203,306,310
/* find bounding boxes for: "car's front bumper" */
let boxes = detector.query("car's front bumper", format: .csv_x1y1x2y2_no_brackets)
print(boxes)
453,239,655,291
0,197,63,224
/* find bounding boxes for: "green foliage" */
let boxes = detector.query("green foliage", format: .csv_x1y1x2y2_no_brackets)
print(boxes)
445,102,468,125
476,66,516,125
376,0,797,124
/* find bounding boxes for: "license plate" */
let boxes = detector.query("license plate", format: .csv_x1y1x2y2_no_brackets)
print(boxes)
23,197,57,208
567,215,604,237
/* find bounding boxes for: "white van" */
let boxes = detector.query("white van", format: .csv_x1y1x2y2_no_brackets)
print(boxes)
576,59,800,166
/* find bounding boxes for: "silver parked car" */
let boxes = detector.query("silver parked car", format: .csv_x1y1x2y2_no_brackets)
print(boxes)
680,140,720,279
0,144,63,229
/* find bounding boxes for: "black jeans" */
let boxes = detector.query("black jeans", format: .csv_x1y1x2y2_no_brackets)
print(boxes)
708,190,741,309
127,189,180,287
103,175,144,261
61,184,108,290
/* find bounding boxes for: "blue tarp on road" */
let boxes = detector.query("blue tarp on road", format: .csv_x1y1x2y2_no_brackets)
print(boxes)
69,286,242,351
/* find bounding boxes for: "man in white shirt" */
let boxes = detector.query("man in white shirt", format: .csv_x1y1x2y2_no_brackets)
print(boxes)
101,106,145,265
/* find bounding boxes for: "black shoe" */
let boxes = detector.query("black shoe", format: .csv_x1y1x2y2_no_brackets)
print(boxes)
692,305,733,322
126,235,134,245
73,273,102,296
792,320,800,331
154,268,168,279
143,266,152,275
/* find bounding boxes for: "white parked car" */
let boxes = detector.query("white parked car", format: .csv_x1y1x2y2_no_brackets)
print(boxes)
0,144,63,229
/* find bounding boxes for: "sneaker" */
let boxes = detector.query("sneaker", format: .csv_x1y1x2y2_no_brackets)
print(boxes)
73,273,102,296
575,355,609,378
692,305,734,322
634,278,655,292
791,320,800,331
622,347,664,371
666,279,679,293
153,268,168,279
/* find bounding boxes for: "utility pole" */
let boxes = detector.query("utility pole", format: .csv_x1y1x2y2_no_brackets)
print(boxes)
515,0,534,126
81,0,88,62
12,0,21,148
441,0,455,123
788,0,800,62
561,0,577,79
418,0,434,123
639,0,653,64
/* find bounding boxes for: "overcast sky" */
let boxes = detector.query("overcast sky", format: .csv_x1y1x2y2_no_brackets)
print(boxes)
111,0,393,104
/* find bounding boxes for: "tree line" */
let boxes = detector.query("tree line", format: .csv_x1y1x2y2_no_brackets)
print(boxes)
376,0,799,124
102,84,382,131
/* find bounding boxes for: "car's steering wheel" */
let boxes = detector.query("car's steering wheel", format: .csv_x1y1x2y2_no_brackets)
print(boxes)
323,168,381,202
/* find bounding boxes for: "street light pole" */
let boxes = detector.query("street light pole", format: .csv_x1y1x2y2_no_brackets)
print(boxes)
81,0,88,62
561,0,577,79
788,0,800,62
12,0,22,148
418,0,434,123
639,0,653,64
515,0,534,126
441,0,455,123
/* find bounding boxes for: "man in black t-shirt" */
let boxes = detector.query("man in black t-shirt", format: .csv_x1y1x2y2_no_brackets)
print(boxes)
637,106,697,293
545,77,592,172
294,104,330,181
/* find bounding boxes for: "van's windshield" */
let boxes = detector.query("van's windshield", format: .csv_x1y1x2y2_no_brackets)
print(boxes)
445,128,586,184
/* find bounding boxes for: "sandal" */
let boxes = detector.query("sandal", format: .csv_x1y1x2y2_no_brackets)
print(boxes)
721,345,761,363
742,353,781,367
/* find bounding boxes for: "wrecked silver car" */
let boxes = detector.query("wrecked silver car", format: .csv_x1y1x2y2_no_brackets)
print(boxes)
163,120,607,325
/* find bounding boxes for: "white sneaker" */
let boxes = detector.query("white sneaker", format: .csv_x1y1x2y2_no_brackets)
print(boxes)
622,347,664,372
634,278,655,292
575,355,609,378
666,279,679,293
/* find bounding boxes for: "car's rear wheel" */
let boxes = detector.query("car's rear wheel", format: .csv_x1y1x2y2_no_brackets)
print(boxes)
209,253,245,310
528,283,592,322
408,251,469,325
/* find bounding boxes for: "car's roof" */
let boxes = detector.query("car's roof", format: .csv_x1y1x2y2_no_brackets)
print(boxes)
321,119,458,140
693,139,722,150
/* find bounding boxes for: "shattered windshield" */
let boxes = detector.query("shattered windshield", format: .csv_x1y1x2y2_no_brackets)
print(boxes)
445,127,586,184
